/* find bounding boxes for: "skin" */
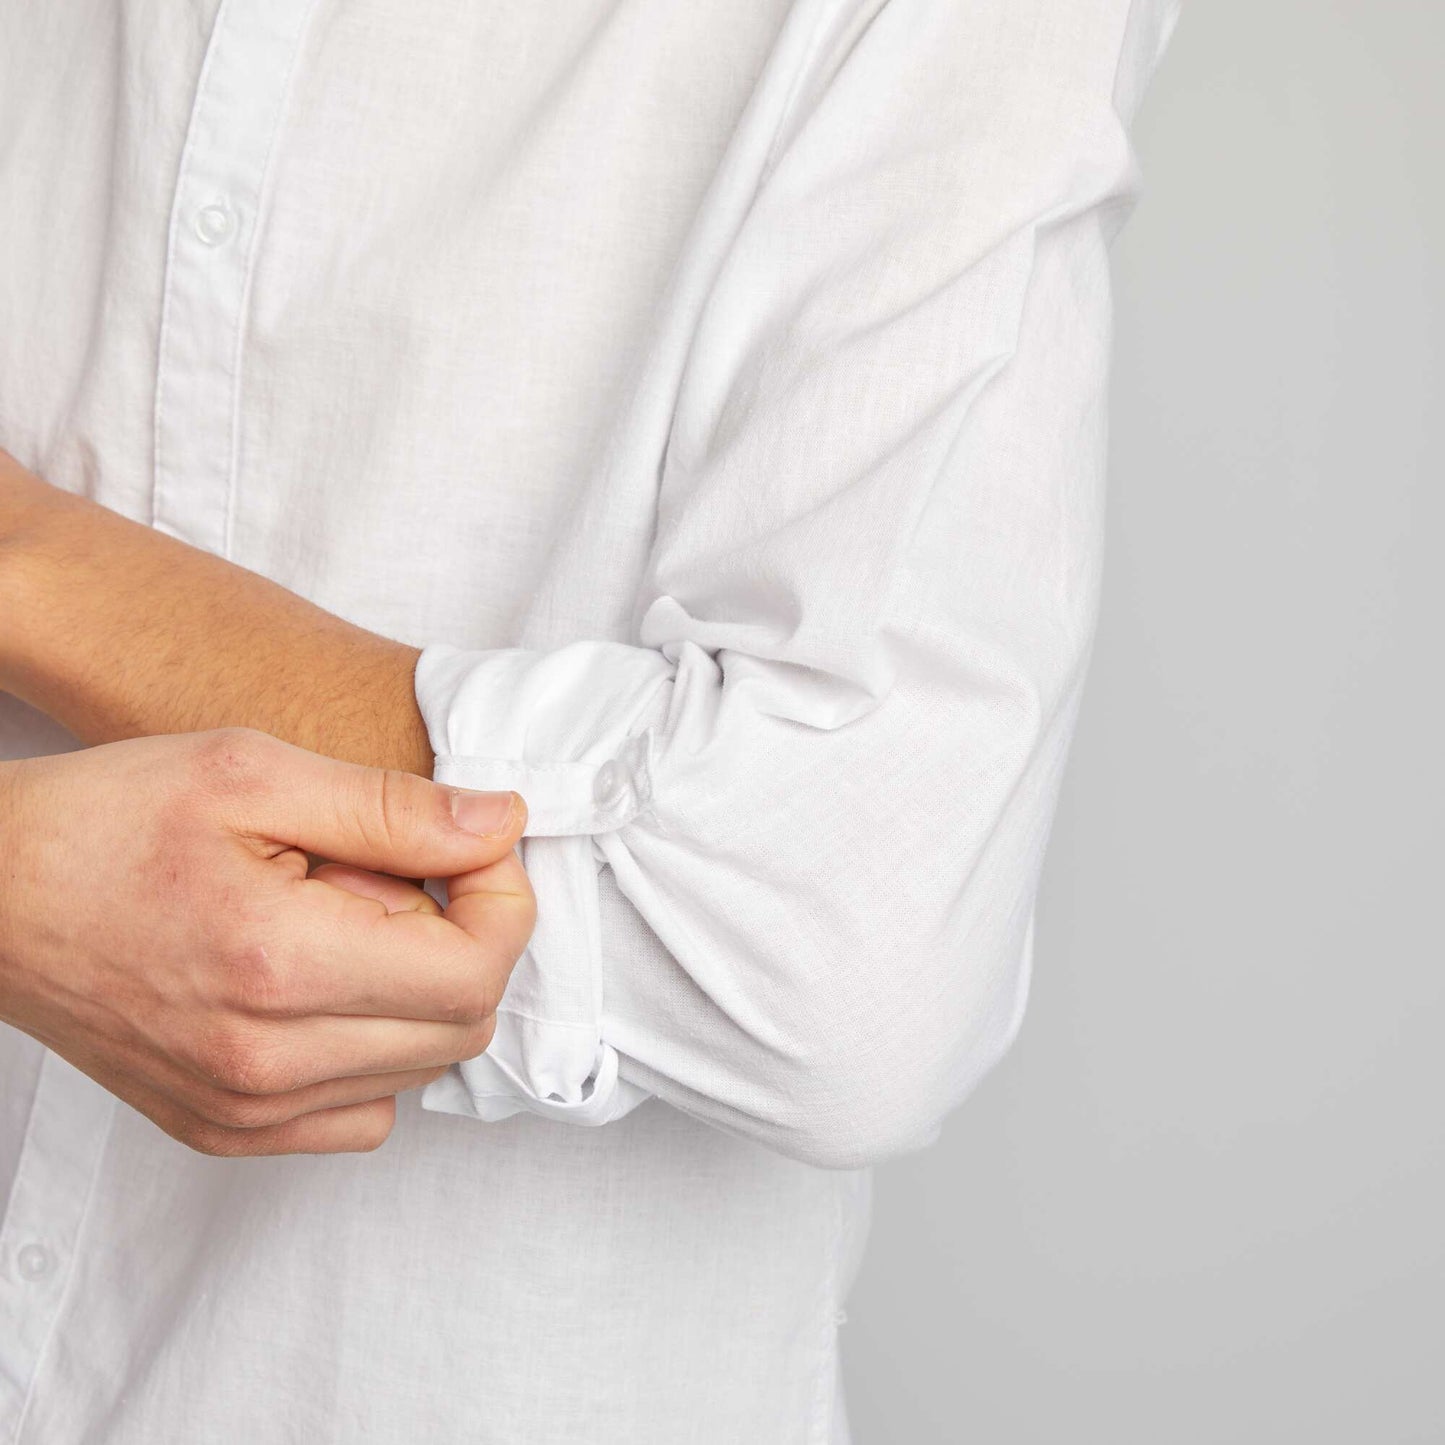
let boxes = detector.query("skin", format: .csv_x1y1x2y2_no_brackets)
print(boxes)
0,450,537,1155
0,449,434,777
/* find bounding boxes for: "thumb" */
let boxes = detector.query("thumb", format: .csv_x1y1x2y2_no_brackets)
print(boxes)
211,729,527,877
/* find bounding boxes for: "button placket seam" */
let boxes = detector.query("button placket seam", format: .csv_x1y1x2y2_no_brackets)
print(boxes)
151,0,323,558
150,0,233,536
220,2,320,560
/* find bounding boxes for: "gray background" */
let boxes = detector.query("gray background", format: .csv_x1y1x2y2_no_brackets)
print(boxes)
842,2,1444,1440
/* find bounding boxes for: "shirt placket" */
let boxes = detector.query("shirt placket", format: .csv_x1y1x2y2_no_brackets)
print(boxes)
152,0,321,554
0,4,319,1439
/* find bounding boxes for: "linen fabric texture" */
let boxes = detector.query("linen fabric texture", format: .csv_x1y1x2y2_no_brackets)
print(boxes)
0,0,1181,1440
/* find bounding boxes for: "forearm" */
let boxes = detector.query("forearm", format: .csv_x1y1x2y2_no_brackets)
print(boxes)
0,450,432,777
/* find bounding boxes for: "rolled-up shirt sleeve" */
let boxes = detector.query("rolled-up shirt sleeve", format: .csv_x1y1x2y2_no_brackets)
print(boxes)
416,0,1183,1168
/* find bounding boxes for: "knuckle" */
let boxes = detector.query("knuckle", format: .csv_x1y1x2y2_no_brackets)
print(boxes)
465,975,500,1025
460,1014,496,1061
434,989,486,1028
490,860,539,959
435,952,497,1027
508,878,539,942
363,767,429,858
179,1119,253,1158
211,933,294,1016
477,961,509,1021
188,727,276,801
447,944,504,1024
197,1023,286,1095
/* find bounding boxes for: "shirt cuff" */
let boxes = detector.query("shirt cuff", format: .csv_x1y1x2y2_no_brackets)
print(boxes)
412,639,674,1127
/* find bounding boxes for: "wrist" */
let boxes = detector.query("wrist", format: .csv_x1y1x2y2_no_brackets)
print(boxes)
0,448,435,777
0,756,33,1014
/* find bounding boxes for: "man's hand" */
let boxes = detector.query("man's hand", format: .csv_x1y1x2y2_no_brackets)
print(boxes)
0,727,534,1156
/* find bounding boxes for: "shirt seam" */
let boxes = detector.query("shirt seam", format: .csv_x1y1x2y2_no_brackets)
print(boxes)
222,1,321,559
150,0,233,530
434,755,600,778
492,1003,596,1032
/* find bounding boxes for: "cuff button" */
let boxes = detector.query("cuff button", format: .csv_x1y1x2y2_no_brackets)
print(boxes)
591,759,630,811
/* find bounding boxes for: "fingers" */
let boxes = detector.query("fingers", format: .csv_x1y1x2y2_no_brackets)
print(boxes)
182,1012,499,1097
129,1036,450,1131
47,1035,417,1157
168,1092,402,1158
309,861,442,915
185,1063,450,1132
189,727,528,879
197,1096,400,1157
255,870,533,1021
444,848,538,951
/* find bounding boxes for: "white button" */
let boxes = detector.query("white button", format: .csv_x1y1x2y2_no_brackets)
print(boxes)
16,1242,54,1281
591,759,630,811
194,200,236,246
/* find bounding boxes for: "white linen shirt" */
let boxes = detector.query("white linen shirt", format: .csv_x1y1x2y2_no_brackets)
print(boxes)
0,1,1180,1441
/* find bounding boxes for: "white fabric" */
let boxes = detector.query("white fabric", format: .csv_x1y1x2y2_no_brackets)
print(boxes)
0,0,1180,1441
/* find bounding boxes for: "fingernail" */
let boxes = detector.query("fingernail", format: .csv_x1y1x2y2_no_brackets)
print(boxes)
450,789,520,837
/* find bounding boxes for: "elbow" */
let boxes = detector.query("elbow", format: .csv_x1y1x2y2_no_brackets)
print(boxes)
767,1089,946,1173
759,950,1032,1171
